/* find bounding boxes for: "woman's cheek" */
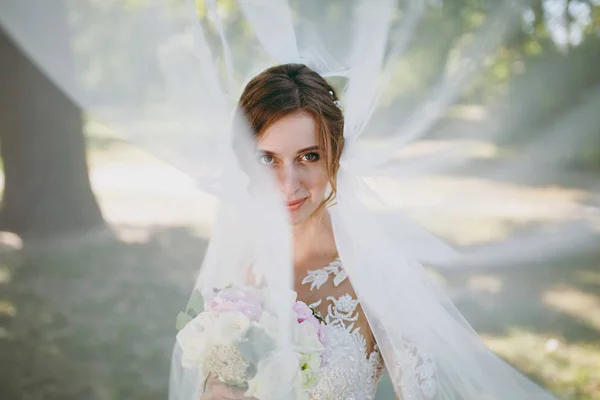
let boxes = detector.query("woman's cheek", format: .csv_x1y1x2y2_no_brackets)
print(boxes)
307,165,328,194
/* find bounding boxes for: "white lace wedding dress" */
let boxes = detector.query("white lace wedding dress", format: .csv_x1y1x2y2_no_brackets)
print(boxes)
301,259,438,400
300,259,384,400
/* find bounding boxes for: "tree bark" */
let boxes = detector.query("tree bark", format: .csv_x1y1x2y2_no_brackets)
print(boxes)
0,27,105,240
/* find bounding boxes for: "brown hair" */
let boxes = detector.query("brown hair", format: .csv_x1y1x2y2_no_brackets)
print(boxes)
237,63,344,210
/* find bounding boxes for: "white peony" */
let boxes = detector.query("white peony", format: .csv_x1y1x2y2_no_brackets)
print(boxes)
294,320,324,354
212,311,252,345
292,321,324,397
295,351,322,398
176,312,212,368
177,311,251,369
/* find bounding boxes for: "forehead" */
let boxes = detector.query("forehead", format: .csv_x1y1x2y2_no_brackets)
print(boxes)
257,111,318,153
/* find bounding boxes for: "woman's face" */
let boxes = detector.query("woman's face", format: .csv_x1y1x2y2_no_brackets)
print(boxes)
256,111,329,225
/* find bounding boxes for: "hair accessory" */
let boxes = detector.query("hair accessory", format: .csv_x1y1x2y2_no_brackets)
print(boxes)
329,90,343,111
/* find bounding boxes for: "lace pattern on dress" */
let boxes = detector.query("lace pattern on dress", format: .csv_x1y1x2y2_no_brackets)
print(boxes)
301,259,438,400
388,341,438,400
301,259,383,400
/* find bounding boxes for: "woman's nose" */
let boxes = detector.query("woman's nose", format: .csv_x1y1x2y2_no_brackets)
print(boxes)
279,164,300,196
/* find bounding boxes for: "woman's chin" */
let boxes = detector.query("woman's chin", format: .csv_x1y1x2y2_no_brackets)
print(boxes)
289,211,308,226
288,206,312,226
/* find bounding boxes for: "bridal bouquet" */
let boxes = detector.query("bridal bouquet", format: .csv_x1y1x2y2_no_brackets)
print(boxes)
176,286,327,400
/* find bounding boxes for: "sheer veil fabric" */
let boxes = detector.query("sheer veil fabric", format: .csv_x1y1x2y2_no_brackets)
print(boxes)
0,0,567,399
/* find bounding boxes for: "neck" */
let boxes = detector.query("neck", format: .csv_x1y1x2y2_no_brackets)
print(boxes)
292,208,337,266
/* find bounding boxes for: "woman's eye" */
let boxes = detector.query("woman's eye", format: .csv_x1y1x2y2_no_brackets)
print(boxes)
300,152,320,162
258,154,275,165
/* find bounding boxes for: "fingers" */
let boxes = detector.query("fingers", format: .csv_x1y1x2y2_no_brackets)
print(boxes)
211,385,245,399
204,375,250,400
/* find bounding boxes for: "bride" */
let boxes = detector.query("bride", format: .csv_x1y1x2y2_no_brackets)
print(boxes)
199,63,385,399
0,0,566,399
171,63,557,400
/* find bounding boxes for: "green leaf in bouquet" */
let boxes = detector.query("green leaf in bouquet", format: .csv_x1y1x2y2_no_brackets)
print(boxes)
236,325,276,368
175,289,205,331
175,311,193,331
185,289,205,318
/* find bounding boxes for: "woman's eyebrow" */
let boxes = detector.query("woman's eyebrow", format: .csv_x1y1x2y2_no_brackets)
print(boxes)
256,146,320,156
296,146,320,155
256,149,276,156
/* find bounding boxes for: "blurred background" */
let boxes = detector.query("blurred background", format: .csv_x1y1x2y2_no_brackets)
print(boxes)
0,0,599,399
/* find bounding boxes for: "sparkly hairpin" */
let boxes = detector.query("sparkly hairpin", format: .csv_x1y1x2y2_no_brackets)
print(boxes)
329,90,343,111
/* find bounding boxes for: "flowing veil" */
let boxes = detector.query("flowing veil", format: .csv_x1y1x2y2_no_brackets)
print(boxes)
2,0,597,398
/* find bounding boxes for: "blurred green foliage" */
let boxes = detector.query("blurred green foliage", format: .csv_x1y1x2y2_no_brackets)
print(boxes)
68,0,600,166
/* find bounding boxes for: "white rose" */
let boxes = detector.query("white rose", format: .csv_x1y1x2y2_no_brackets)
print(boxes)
176,313,212,368
213,311,251,344
294,320,324,354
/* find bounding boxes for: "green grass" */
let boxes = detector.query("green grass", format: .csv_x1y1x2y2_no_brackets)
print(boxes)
0,228,206,400
445,252,600,400
1,233,598,399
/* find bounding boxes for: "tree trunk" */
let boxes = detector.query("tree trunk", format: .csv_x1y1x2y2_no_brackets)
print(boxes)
0,27,105,240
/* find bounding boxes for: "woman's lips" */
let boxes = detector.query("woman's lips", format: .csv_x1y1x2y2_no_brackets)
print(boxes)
287,197,307,211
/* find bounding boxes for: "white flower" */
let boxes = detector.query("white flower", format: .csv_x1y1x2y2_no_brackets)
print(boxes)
291,321,324,397
300,351,321,374
245,352,300,400
294,320,324,354
202,344,250,385
213,311,251,344
296,351,321,396
176,313,212,368
294,337,322,398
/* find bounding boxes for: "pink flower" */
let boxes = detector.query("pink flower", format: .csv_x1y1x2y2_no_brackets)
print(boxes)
294,301,314,322
294,301,327,347
206,287,263,322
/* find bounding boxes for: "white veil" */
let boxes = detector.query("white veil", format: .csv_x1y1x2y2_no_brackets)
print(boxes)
2,0,592,398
